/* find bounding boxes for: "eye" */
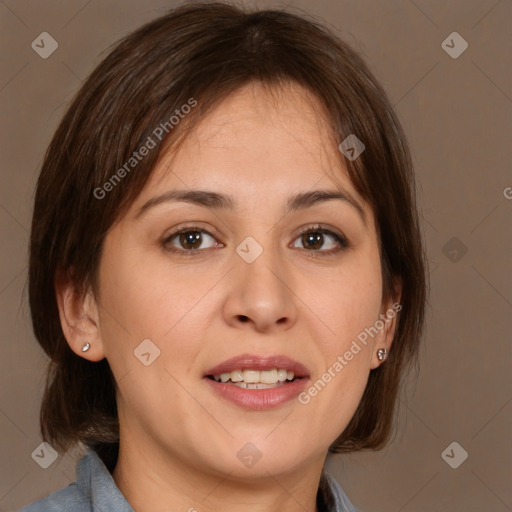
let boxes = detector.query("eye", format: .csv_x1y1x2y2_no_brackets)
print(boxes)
290,225,349,256
162,224,222,255
162,223,349,257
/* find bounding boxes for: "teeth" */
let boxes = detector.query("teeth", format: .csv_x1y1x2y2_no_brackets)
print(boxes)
230,370,244,382
233,382,282,389
212,368,296,385
243,370,260,383
260,369,278,384
277,369,288,382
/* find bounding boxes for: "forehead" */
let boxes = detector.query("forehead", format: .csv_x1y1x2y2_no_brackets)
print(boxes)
134,81,367,217
193,81,331,143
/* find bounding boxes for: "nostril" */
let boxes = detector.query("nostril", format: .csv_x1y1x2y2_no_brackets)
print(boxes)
238,315,249,322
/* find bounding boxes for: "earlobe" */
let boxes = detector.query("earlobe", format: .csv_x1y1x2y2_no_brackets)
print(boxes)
369,315,396,369
376,348,388,361
370,283,402,369
54,270,105,362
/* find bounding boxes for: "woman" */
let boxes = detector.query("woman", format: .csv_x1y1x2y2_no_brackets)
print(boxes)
22,2,427,511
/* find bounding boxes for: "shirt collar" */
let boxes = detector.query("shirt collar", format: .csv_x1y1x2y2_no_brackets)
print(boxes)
77,449,133,511
79,449,356,512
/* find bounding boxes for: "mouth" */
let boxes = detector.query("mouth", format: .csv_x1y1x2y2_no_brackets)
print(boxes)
204,354,310,410
207,368,299,389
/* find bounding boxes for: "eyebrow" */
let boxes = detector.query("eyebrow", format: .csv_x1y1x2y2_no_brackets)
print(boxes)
136,188,366,225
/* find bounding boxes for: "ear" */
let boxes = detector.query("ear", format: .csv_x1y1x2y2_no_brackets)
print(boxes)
369,278,402,369
55,269,105,362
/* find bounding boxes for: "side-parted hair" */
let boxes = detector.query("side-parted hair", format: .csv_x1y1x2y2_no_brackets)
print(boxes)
29,1,427,471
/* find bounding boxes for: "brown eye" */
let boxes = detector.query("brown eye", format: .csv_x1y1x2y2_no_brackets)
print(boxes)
301,232,324,250
291,226,348,255
163,227,221,255
177,231,203,250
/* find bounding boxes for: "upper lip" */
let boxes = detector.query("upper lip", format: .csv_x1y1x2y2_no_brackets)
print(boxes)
205,353,310,378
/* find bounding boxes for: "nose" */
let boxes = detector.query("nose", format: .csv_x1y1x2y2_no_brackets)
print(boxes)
222,243,298,334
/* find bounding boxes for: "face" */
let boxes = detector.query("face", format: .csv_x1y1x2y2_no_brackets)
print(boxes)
80,82,396,480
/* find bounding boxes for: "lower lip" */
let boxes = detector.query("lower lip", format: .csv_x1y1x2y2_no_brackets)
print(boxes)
204,378,309,410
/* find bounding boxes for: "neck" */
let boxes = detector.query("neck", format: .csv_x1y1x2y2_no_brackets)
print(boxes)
112,437,325,512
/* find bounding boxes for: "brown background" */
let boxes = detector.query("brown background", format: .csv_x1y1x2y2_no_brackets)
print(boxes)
0,0,511,510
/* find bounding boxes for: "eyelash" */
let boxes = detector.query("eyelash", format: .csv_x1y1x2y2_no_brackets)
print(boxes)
162,223,349,258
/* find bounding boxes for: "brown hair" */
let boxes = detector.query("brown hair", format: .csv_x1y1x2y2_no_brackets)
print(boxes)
29,1,427,471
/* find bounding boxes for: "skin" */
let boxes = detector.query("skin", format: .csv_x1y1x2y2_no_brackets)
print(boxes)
57,81,399,512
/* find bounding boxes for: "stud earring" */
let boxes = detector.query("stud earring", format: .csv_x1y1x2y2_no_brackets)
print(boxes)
81,342,91,352
377,348,388,361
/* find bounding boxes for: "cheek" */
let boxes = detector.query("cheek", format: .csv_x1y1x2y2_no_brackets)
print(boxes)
313,248,384,354
95,249,208,421
97,240,205,339
294,247,382,430
96,242,222,383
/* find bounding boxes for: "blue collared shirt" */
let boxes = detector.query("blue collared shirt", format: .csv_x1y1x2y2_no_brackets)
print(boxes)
19,449,358,511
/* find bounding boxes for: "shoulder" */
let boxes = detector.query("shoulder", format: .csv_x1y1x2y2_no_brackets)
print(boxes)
18,449,132,512
18,483,89,512
18,449,96,512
